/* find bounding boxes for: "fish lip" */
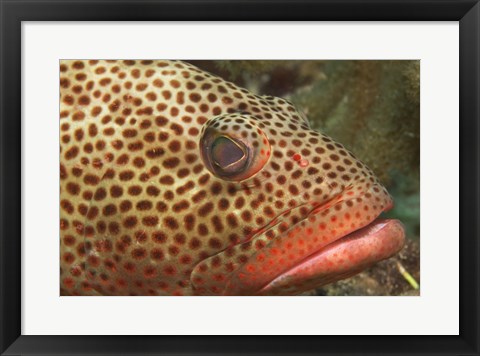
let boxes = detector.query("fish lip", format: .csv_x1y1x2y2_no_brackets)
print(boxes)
251,196,401,291
256,210,406,295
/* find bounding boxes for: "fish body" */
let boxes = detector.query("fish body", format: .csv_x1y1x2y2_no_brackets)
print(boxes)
60,60,405,296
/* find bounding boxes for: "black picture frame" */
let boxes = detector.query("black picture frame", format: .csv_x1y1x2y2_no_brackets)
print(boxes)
1,0,478,355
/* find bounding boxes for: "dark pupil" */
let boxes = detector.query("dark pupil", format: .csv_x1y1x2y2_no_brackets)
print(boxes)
211,136,245,169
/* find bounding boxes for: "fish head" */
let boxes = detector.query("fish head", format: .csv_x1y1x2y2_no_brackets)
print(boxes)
195,99,405,295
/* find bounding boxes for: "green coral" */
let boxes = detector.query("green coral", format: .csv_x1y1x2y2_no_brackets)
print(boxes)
214,60,288,80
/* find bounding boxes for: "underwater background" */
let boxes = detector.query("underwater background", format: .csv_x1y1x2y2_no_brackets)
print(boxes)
187,60,420,296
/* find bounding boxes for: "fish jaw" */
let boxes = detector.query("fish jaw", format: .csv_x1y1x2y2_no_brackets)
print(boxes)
218,183,405,296
257,219,405,295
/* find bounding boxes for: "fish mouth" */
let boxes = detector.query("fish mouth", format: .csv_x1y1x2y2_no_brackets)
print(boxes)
257,217,405,295
222,191,406,296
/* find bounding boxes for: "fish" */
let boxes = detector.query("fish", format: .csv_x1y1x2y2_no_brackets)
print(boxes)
59,60,405,296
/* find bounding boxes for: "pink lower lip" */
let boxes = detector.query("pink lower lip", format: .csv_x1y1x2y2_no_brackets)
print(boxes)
257,218,405,295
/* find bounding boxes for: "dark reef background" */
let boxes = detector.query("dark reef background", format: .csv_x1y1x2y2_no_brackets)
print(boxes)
187,60,420,296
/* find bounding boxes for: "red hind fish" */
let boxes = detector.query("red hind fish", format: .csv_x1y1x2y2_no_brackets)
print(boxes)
59,60,405,296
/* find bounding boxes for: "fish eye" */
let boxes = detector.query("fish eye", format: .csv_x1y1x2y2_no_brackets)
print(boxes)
211,136,248,174
200,114,271,182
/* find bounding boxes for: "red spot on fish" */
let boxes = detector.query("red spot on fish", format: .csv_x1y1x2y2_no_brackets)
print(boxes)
63,278,74,289
256,253,266,262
